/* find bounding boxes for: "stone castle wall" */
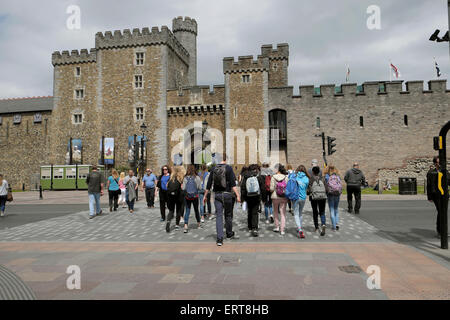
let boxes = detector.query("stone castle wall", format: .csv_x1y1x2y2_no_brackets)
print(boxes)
0,110,52,190
271,80,450,184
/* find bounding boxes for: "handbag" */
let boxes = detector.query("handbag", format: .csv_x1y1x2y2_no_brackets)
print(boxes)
6,190,13,202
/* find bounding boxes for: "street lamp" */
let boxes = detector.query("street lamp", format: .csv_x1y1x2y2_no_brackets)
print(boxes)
201,120,208,165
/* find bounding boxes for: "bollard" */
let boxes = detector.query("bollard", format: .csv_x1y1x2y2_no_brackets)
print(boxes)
378,179,382,194
424,179,427,195
39,185,43,200
22,183,25,191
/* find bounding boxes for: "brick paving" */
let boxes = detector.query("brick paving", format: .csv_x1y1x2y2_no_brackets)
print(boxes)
0,199,384,243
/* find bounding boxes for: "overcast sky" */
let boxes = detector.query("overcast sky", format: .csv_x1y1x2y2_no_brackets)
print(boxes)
0,0,449,98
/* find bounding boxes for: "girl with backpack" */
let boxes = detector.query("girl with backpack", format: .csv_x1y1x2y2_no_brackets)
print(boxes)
156,165,171,222
241,164,266,237
270,163,289,235
308,166,327,236
165,166,184,233
182,165,202,233
292,165,310,239
325,165,343,231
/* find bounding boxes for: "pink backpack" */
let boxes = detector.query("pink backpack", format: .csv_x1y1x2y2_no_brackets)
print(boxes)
275,178,287,197
327,174,342,195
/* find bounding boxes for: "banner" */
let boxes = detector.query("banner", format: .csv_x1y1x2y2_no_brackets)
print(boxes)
100,138,114,165
65,139,82,164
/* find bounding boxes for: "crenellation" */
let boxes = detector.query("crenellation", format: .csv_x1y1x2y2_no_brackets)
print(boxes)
385,80,403,93
362,82,380,96
52,48,97,65
172,16,198,35
299,85,314,97
405,81,423,93
320,84,335,97
428,79,447,92
261,43,289,59
223,55,269,74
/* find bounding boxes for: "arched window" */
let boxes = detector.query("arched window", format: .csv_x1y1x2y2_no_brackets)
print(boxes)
404,115,408,127
269,109,287,151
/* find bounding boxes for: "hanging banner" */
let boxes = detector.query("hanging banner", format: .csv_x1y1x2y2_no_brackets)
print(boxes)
100,138,114,165
65,139,82,164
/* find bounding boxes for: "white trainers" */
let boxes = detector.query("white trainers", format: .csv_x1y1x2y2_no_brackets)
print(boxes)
201,217,205,223
265,219,270,224
0,211,4,217
273,227,280,233
280,231,285,236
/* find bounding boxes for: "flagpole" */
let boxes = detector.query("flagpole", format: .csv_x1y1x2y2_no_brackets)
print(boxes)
389,60,391,82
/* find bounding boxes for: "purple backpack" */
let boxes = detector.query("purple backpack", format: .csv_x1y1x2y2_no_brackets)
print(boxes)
275,178,287,197
327,174,342,195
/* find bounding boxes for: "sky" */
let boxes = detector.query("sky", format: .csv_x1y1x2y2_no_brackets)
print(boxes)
0,0,449,98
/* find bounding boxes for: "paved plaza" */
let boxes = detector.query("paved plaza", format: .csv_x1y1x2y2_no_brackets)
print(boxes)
0,191,448,300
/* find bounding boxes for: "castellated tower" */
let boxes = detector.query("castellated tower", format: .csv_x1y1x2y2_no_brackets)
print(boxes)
261,43,289,88
172,16,198,86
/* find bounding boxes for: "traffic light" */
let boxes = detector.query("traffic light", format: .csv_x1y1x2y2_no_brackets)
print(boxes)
327,136,336,155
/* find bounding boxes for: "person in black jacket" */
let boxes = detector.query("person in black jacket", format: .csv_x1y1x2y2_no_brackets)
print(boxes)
155,165,171,222
344,162,366,214
427,156,448,238
241,164,266,237
165,166,185,233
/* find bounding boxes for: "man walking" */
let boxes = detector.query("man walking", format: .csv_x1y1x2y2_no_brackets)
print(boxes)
427,156,446,238
86,165,104,219
141,168,157,208
203,153,241,246
344,162,365,214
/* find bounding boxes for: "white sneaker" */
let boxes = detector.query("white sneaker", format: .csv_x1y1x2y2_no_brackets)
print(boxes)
281,231,285,236
265,219,270,224
0,211,4,217
273,227,280,233
201,217,205,223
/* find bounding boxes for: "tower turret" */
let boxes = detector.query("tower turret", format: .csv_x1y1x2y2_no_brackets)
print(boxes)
172,16,198,86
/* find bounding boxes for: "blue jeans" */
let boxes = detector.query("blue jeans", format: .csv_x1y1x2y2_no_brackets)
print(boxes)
264,195,273,219
88,193,101,216
199,193,205,216
126,190,135,211
0,195,7,212
328,195,340,229
293,199,306,231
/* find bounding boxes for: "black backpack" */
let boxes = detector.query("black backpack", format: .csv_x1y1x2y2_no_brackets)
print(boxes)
167,179,181,196
212,164,227,190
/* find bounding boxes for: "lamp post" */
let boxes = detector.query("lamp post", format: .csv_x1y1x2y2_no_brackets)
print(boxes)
140,123,147,173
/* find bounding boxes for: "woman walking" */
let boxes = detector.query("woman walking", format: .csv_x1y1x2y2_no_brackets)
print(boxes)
165,166,184,233
270,164,289,235
156,165,171,222
286,164,294,215
107,169,120,212
182,165,202,233
292,165,310,239
325,165,343,231
240,164,266,237
118,172,127,208
124,170,138,213
0,174,9,217
308,166,328,236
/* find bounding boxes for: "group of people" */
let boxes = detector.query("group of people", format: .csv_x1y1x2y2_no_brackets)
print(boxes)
84,155,368,246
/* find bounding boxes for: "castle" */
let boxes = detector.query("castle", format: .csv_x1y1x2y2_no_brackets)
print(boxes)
0,16,449,190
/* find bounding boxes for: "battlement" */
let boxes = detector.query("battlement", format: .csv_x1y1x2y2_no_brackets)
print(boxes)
276,79,448,99
95,26,190,65
261,43,289,60
172,16,198,35
223,55,269,74
52,48,97,66
167,84,225,96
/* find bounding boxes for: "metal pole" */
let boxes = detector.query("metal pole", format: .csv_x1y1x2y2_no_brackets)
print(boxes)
438,121,449,249
134,134,138,176
101,136,105,166
378,179,382,194
321,132,327,167
69,137,73,165
75,163,78,190
39,185,43,200
50,164,53,191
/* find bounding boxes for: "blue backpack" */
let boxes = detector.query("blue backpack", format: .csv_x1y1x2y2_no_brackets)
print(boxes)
285,173,300,201
185,176,199,200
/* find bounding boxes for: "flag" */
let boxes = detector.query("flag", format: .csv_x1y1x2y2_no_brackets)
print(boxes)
435,60,441,78
345,65,350,82
390,63,401,79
